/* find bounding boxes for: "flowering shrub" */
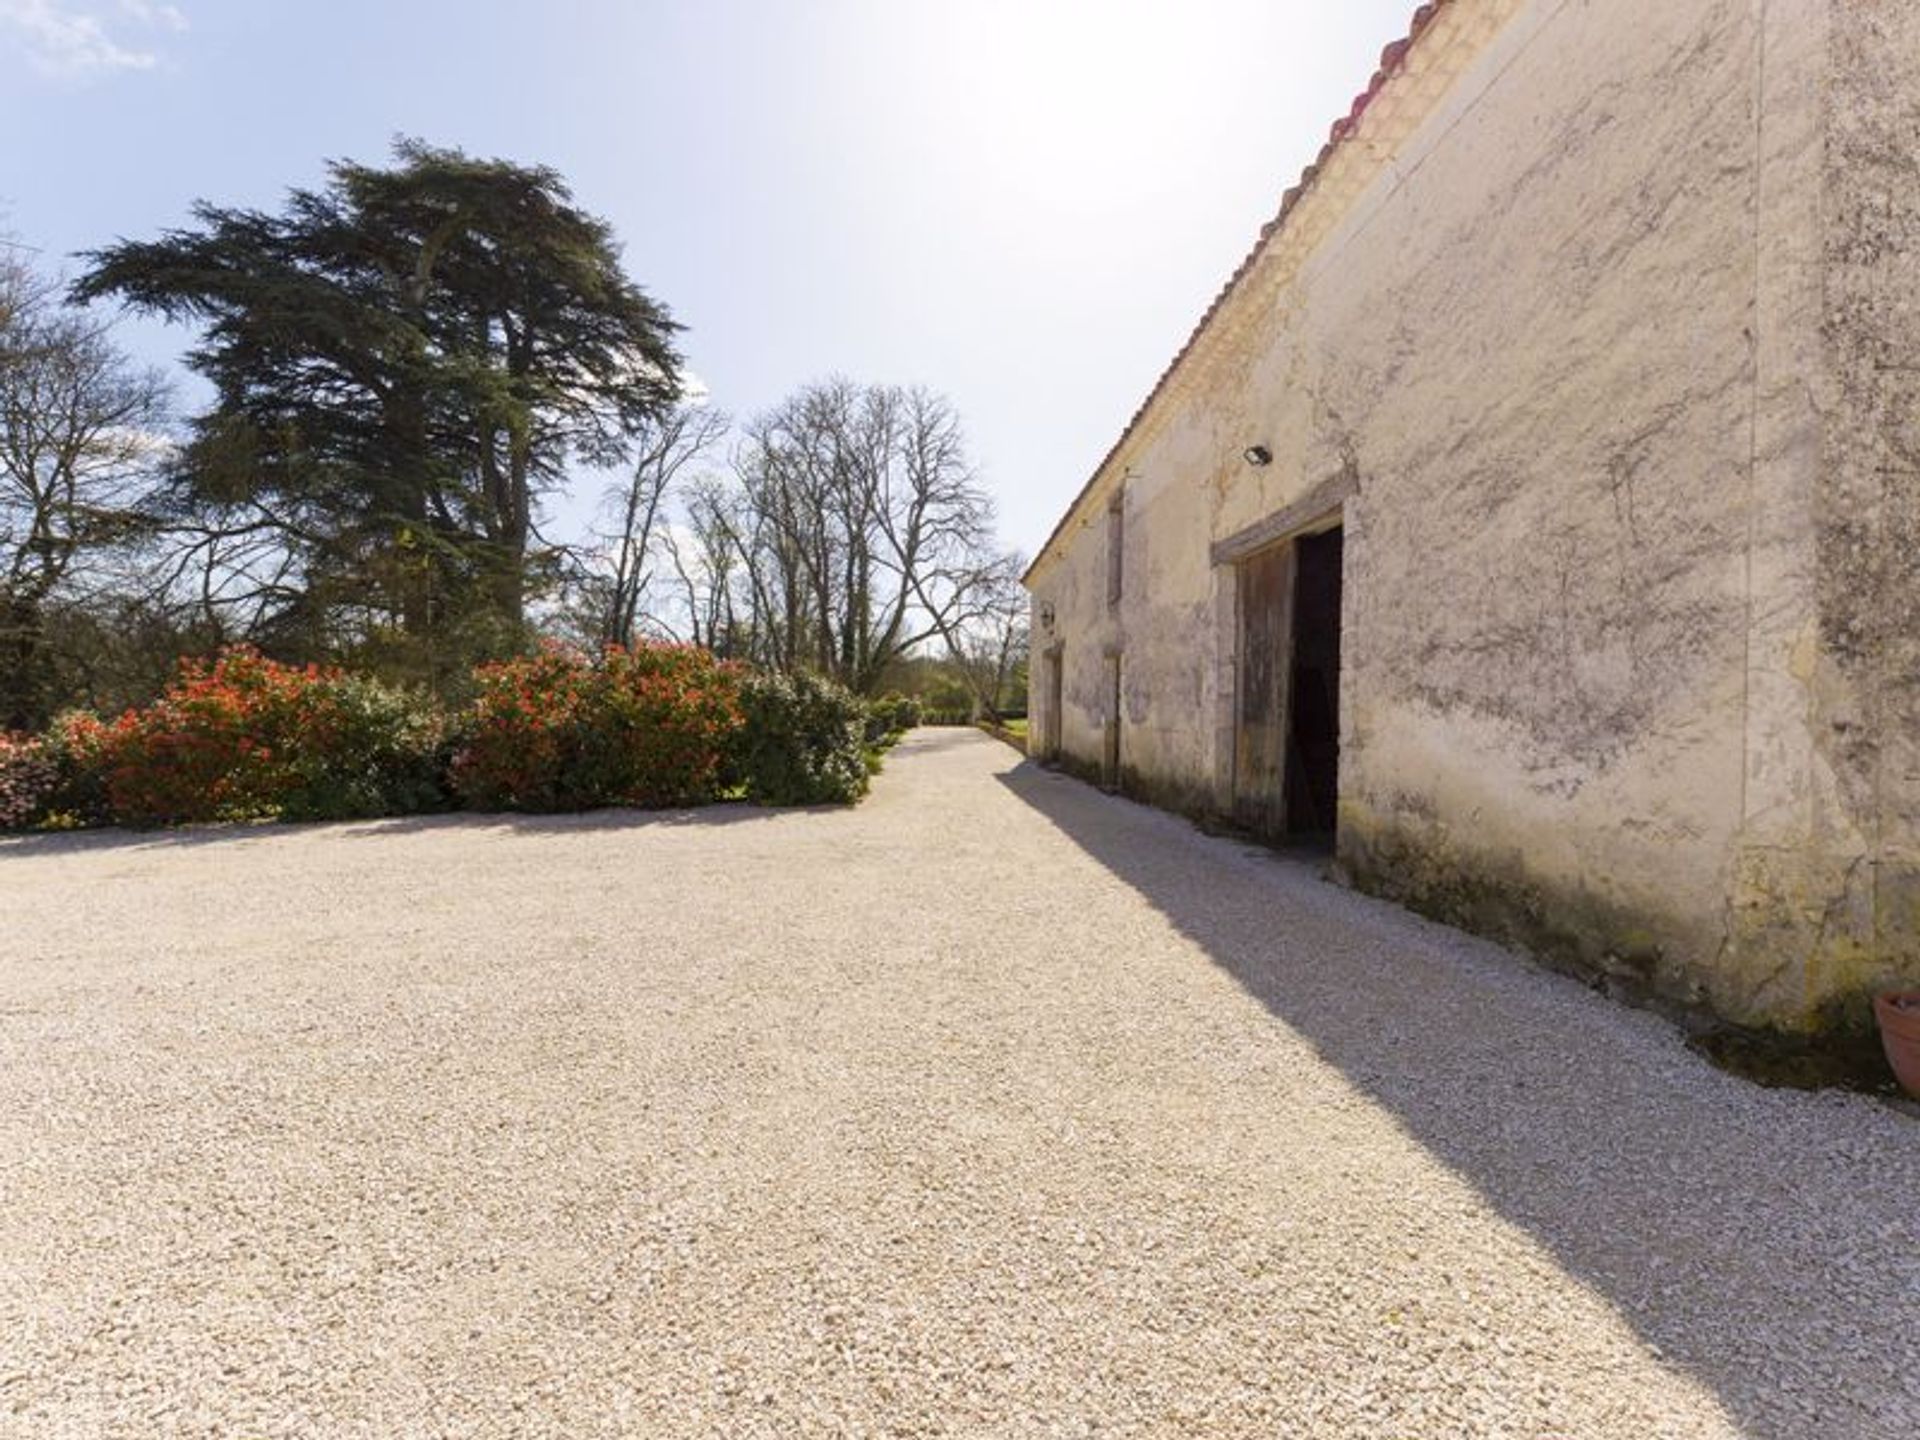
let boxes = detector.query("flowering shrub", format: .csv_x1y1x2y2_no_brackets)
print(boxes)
731,670,870,806
41,711,113,826
12,643,878,830
41,649,444,828
278,673,448,822
449,643,743,811
0,733,58,830
81,648,311,826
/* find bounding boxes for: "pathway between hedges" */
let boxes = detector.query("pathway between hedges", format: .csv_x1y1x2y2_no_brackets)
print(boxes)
1,729,1916,1439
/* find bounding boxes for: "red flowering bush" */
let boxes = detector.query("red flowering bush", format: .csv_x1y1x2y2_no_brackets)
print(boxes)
50,649,444,828
76,649,308,826
16,641,861,830
0,733,58,830
449,642,743,811
41,710,115,826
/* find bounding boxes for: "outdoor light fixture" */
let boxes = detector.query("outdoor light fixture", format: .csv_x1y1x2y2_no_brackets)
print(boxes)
1243,445,1273,467
1039,601,1057,630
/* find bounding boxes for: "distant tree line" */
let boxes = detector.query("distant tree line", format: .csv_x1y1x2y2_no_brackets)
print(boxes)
569,379,1027,711
0,141,1025,731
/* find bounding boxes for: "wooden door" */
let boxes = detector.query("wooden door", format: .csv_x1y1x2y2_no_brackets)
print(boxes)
1103,653,1122,788
1234,543,1295,836
1043,647,1064,761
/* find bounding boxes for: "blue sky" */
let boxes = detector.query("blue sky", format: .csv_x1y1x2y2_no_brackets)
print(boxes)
0,0,1418,556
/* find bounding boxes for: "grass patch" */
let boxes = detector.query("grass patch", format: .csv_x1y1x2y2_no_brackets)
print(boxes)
977,718,1028,753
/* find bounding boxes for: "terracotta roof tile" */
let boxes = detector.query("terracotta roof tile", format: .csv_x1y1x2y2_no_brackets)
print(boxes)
1024,0,1459,584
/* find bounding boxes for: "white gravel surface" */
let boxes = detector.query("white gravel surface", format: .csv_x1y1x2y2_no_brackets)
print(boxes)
2,727,1916,1438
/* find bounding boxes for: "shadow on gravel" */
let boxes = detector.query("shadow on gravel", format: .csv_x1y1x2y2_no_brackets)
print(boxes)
996,758,1920,1440
0,801,813,858
0,732,976,860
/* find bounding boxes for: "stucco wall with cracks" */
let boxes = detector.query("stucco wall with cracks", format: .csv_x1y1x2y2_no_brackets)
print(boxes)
1027,0,1918,1038
1750,0,1920,1030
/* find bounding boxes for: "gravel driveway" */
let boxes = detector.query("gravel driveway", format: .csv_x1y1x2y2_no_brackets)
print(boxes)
2,728,1916,1438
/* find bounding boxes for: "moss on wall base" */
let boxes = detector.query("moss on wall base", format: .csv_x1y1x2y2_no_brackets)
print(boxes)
1339,801,1897,1091
1339,801,1695,1009
1044,748,1227,826
1048,748,1107,792
1117,764,1228,828
1036,759,1904,1091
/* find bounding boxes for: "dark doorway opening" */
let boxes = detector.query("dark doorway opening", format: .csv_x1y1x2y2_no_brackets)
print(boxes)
1284,527,1343,840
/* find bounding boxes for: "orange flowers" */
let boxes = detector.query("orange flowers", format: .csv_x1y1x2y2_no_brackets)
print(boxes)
5,640,871,831
450,642,745,812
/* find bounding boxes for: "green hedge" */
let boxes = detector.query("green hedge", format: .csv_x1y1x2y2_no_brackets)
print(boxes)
2,645,898,830
731,670,871,806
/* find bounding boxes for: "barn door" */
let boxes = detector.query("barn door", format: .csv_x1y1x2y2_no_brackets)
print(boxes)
1043,646,1064,762
1103,653,1122,789
1234,543,1295,835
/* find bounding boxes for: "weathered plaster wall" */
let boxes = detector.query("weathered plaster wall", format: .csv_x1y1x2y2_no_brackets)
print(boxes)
1027,0,1917,1038
1776,0,1920,1025
1320,0,1768,1032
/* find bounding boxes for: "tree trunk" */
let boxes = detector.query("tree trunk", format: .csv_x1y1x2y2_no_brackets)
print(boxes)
0,593,49,731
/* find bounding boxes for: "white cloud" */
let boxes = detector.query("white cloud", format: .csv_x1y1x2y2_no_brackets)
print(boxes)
0,0,187,78
118,0,185,32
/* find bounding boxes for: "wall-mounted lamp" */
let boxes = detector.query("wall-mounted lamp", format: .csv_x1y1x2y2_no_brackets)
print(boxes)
1243,445,1273,468
1039,601,1057,630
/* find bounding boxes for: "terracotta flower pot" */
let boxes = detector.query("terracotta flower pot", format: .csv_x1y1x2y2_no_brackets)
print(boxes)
1873,991,1920,1099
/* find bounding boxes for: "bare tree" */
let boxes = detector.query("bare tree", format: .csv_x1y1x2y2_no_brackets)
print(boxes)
879,388,1030,713
944,563,1030,718
0,256,170,727
660,473,748,656
725,379,1017,694
581,402,730,647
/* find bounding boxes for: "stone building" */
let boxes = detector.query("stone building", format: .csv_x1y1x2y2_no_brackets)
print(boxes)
1023,0,1919,1050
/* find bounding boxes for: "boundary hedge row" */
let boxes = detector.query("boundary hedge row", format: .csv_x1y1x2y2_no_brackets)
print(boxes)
0,645,901,831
